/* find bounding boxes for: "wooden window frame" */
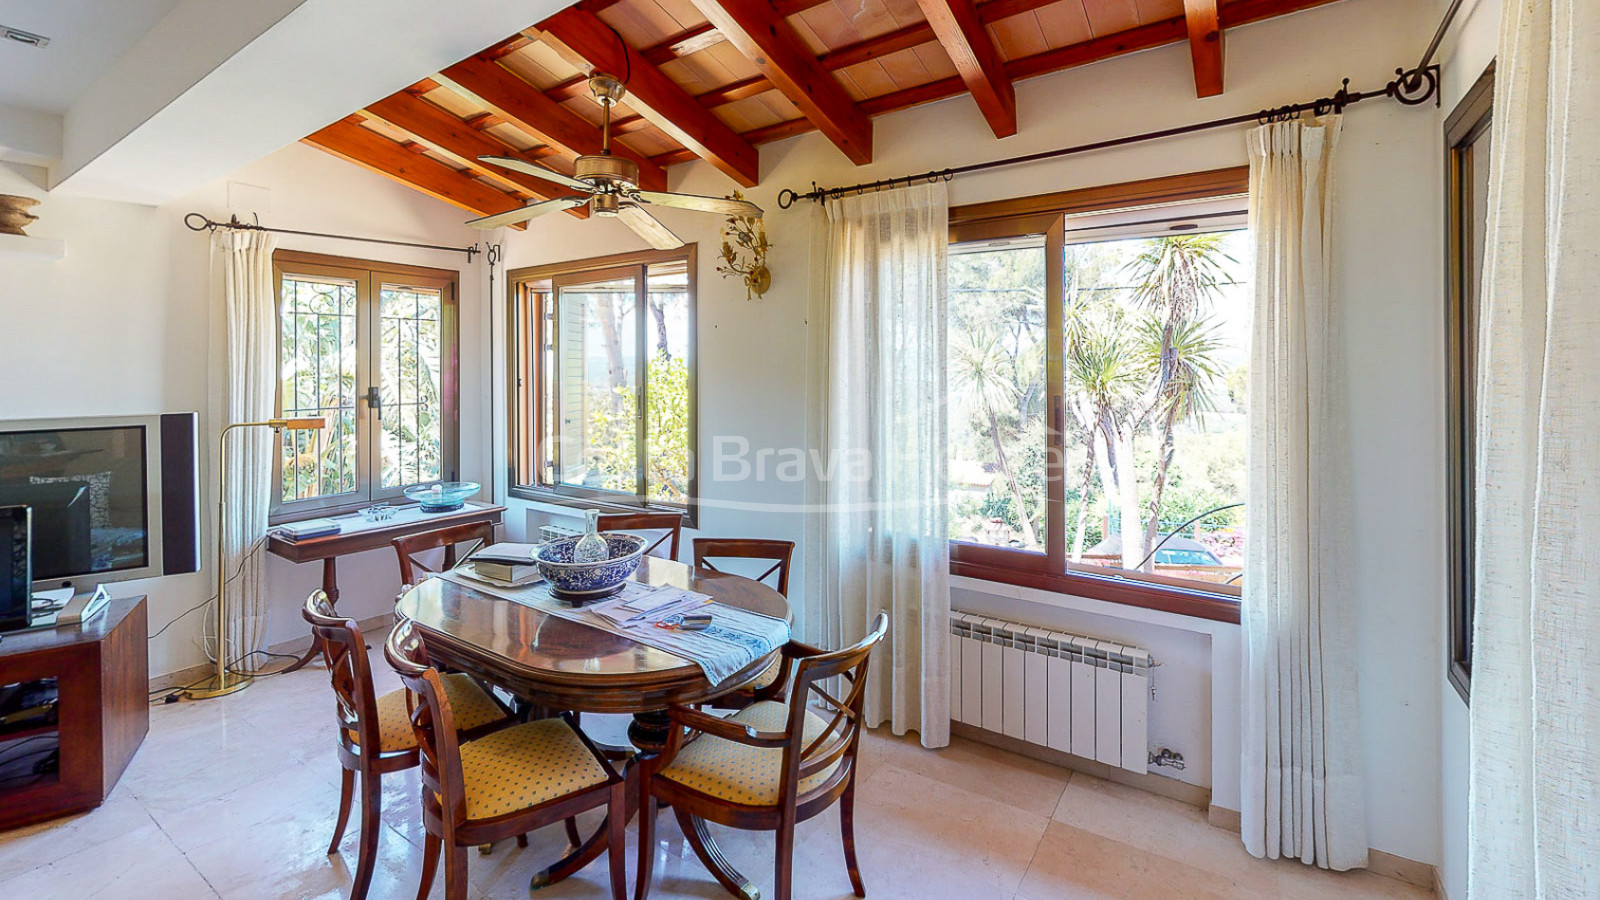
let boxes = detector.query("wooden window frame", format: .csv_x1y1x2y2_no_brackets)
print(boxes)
1444,63,1495,703
269,250,461,523
505,246,699,527
947,167,1250,625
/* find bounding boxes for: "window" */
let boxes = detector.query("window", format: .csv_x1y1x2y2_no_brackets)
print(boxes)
1445,64,1495,701
946,169,1252,622
507,247,696,519
272,251,459,519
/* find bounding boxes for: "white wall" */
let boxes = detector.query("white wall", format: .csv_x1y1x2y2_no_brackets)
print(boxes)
1434,2,1501,896
496,0,1446,866
0,141,494,678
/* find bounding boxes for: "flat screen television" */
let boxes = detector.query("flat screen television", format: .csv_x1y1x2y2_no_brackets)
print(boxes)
0,414,200,592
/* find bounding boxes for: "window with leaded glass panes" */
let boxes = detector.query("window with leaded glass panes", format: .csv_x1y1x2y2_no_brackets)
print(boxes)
271,251,459,519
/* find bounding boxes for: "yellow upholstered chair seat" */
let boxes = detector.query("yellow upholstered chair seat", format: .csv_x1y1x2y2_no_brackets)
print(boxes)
458,719,611,820
748,658,782,690
658,700,840,806
351,673,506,753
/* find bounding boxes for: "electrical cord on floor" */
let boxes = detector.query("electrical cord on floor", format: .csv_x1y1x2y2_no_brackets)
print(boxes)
227,648,304,678
148,647,306,705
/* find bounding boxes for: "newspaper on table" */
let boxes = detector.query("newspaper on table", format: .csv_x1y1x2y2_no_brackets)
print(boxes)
432,569,787,686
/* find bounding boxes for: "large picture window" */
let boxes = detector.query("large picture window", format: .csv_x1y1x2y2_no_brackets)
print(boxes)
1445,64,1495,701
271,251,460,519
947,169,1251,622
507,247,696,519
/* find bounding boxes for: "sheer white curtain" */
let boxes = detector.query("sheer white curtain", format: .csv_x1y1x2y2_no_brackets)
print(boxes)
804,181,950,748
215,228,278,668
1468,2,1600,896
1239,114,1368,870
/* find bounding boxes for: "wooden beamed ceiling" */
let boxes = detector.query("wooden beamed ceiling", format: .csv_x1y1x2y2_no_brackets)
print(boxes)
302,0,1349,217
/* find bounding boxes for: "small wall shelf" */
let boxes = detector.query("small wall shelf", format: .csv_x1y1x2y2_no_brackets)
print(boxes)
0,233,65,259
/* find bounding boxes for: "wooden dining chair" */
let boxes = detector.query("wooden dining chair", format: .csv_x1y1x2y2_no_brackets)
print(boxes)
393,520,497,586
384,618,629,900
301,591,514,900
635,612,890,900
693,538,795,707
597,512,682,560
692,538,794,596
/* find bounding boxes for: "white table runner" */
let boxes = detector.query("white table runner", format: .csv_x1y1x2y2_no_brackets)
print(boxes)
432,568,788,686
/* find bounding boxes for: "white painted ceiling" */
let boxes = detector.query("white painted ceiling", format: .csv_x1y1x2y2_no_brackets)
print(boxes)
0,0,184,114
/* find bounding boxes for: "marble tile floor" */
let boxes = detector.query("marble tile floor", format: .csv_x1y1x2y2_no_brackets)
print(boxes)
0,650,1432,900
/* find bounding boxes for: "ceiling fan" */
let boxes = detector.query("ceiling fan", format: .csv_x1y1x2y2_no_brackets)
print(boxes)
467,73,762,248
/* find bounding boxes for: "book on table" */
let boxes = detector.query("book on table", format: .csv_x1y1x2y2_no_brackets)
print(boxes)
278,518,341,541
465,542,541,583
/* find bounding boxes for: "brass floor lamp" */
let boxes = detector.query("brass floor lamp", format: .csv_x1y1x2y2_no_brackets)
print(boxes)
187,416,325,699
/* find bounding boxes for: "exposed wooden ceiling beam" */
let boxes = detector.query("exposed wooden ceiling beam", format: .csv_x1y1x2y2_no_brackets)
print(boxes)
916,0,1016,137
1183,0,1224,97
362,93,589,217
304,119,528,224
641,23,723,66
539,7,760,186
661,0,1340,162
686,0,872,164
437,54,669,192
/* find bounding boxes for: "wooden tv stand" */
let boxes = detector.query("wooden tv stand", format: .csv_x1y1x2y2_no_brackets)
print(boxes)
0,596,147,831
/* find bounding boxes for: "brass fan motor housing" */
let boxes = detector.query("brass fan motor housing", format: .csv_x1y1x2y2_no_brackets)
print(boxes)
575,154,639,191
588,73,627,107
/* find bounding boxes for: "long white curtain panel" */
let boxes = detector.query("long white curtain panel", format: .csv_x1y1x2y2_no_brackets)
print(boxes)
1468,1,1600,896
216,228,278,669
1240,114,1369,871
804,181,951,748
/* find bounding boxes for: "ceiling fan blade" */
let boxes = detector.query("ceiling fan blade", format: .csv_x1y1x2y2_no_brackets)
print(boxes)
465,196,589,229
634,190,763,219
477,155,592,193
617,204,685,250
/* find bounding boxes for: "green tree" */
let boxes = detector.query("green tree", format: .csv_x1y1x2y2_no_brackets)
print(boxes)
951,326,1040,548
1124,235,1234,569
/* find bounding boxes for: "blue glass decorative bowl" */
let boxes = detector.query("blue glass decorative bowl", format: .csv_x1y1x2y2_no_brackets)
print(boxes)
535,533,647,602
403,481,481,513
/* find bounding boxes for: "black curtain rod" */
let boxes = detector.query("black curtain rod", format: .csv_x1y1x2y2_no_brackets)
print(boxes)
778,63,1443,210
183,213,481,260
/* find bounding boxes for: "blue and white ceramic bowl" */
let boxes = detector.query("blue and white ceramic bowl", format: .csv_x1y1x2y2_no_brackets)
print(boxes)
535,532,647,602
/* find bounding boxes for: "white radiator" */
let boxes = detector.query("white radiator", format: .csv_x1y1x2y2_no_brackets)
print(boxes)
538,523,581,542
949,611,1151,774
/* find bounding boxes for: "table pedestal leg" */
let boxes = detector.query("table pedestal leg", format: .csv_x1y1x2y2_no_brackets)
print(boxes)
627,709,672,755
281,557,338,674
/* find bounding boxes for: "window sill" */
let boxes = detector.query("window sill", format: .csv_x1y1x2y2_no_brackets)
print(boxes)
949,557,1241,625
506,486,696,530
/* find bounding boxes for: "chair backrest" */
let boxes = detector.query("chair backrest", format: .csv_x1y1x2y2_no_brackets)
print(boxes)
301,590,382,754
384,617,469,828
392,520,497,585
597,512,682,560
780,611,889,804
692,538,795,596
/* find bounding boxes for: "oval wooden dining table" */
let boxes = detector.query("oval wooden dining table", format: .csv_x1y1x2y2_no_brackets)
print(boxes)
393,554,791,895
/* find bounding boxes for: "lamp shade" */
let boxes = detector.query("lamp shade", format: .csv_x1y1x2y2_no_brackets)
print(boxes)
270,417,327,430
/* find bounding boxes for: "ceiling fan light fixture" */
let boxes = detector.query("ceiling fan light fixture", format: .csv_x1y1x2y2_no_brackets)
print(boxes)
468,71,761,242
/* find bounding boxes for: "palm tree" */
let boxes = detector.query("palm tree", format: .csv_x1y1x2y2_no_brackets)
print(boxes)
951,326,1040,548
1123,236,1234,567
1062,316,1144,563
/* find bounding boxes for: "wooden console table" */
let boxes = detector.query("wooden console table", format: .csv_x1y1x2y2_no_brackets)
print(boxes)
0,597,147,831
266,503,504,671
